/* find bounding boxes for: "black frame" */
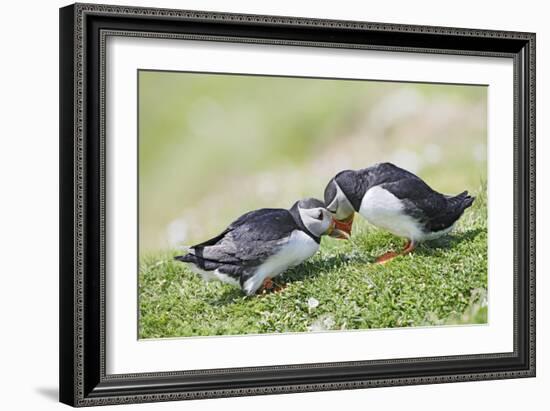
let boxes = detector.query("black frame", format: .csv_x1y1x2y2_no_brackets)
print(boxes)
60,3,536,407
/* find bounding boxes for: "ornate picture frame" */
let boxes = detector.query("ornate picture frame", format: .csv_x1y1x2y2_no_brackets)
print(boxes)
59,3,535,407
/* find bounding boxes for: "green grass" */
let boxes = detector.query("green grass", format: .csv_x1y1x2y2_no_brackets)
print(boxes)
139,187,488,339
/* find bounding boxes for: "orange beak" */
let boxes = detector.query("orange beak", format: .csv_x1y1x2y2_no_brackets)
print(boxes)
329,214,354,240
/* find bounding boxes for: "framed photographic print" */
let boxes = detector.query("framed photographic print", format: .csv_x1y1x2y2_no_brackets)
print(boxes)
59,3,536,407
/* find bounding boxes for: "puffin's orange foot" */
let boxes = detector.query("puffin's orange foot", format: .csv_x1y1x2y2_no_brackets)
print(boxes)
402,239,416,255
375,239,417,264
375,251,400,264
259,277,287,294
260,278,274,294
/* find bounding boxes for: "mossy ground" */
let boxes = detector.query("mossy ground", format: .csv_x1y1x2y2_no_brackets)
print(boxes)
139,189,487,338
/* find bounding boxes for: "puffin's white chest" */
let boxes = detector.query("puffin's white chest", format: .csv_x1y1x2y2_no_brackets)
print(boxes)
242,230,319,295
359,186,424,240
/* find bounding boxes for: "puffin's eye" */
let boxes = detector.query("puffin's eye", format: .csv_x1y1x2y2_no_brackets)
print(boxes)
316,210,323,220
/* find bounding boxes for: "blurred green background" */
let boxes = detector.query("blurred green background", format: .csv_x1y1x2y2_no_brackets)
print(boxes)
139,70,486,253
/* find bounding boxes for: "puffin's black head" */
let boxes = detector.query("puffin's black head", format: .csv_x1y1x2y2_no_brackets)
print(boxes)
296,197,325,210
290,197,349,240
323,171,358,236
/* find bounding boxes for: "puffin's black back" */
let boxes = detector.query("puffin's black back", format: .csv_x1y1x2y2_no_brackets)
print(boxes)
192,208,299,250
332,163,414,210
175,207,306,285
334,162,475,233
333,163,434,210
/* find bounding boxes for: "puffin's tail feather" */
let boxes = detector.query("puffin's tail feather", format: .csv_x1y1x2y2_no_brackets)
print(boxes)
174,253,198,264
463,195,475,210
449,191,475,212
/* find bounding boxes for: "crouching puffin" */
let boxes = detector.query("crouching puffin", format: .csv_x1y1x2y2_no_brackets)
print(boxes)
174,198,349,295
323,162,475,263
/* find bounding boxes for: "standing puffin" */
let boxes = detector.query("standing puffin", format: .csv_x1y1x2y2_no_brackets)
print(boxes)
174,198,349,295
323,162,475,263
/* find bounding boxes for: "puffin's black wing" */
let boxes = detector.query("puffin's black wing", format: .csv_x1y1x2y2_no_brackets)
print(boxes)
177,208,298,280
350,163,474,233
334,162,425,210
189,208,282,249
380,178,447,219
359,162,447,218
370,164,474,232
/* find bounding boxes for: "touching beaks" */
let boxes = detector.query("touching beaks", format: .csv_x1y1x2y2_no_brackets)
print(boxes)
327,215,354,240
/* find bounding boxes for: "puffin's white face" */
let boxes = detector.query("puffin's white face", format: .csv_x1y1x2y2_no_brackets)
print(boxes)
298,206,334,238
326,181,355,220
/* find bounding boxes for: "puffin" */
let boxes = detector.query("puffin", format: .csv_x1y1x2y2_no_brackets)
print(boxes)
323,162,475,263
174,198,349,295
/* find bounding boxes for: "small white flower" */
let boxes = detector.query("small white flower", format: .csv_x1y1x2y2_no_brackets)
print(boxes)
322,316,335,329
307,297,320,309
307,314,336,332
